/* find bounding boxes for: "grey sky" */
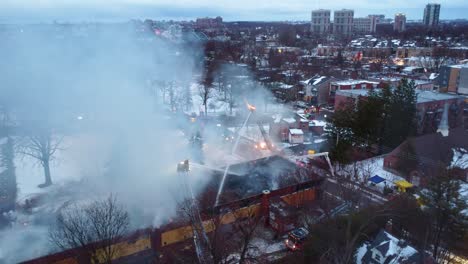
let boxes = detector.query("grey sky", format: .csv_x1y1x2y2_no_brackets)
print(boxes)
1,0,467,22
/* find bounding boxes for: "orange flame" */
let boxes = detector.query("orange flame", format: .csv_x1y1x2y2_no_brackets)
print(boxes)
245,99,256,112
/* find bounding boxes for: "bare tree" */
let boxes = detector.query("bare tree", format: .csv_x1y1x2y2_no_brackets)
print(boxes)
231,206,263,264
199,60,217,116
199,83,213,116
49,195,130,264
177,187,238,264
18,131,63,188
432,46,451,72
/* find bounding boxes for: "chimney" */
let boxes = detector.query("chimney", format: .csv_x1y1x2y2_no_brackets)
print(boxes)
261,190,271,227
437,102,449,137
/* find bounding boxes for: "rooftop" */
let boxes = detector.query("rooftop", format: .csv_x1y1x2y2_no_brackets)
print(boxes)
331,79,379,86
336,89,463,103
282,118,296,124
289,129,304,135
359,229,423,264
199,155,320,206
449,64,468,69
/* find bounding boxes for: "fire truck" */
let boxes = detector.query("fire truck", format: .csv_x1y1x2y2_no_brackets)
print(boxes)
284,227,309,251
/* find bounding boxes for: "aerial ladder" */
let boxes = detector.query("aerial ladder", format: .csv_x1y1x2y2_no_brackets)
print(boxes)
177,160,213,264
306,152,335,178
246,103,276,152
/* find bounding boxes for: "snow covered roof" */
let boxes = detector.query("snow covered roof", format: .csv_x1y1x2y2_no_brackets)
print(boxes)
416,90,462,103
289,129,304,135
278,83,294,89
273,114,282,123
402,66,423,72
358,229,421,264
282,118,296,124
449,64,468,69
450,148,468,169
332,79,379,86
309,120,327,127
336,89,463,104
303,76,328,86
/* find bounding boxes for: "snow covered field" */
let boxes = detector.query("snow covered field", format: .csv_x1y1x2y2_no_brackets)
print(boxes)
1,129,200,262
342,156,406,191
15,134,107,199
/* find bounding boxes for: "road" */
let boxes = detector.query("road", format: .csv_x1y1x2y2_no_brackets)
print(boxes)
322,177,388,208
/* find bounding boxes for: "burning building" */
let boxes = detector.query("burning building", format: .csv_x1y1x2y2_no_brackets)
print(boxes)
23,155,324,263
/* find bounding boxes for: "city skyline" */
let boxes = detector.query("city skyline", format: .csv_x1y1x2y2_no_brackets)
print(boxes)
0,0,467,23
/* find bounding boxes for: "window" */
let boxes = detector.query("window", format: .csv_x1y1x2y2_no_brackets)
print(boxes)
373,251,382,262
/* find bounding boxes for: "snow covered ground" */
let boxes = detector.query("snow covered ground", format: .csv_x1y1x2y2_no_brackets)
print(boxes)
15,134,105,200
450,147,468,169
1,134,112,263
342,156,406,192
189,83,233,116
1,129,195,262
250,237,286,255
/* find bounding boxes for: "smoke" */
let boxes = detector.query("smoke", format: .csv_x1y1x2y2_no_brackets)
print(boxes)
0,22,293,263
0,23,204,262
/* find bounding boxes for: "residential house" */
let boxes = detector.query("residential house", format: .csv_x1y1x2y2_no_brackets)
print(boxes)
301,75,336,105
270,117,298,142
289,129,304,144
383,127,468,186
357,229,435,264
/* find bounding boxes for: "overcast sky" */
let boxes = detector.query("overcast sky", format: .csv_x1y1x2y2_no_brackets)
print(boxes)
0,0,466,23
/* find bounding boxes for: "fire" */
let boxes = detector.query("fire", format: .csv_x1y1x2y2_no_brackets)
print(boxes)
255,142,267,150
244,99,256,112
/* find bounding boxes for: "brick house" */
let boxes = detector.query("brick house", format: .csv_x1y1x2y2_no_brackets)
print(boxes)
334,89,465,135
329,80,379,105
383,127,468,186
270,117,298,142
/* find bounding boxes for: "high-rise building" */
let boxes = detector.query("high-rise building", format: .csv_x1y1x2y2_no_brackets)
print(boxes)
353,16,377,33
368,14,385,24
333,9,354,35
394,13,406,32
195,16,223,29
423,3,441,27
311,9,331,34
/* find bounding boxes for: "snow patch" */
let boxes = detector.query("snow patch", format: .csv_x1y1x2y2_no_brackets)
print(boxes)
450,147,468,169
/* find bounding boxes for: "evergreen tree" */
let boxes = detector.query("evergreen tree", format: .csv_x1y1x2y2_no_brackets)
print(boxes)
336,49,344,66
0,137,16,214
381,79,417,150
353,90,384,149
421,170,468,262
326,104,355,164
327,79,417,162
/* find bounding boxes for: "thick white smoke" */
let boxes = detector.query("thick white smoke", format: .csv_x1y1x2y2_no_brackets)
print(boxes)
0,23,203,262
0,22,292,263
